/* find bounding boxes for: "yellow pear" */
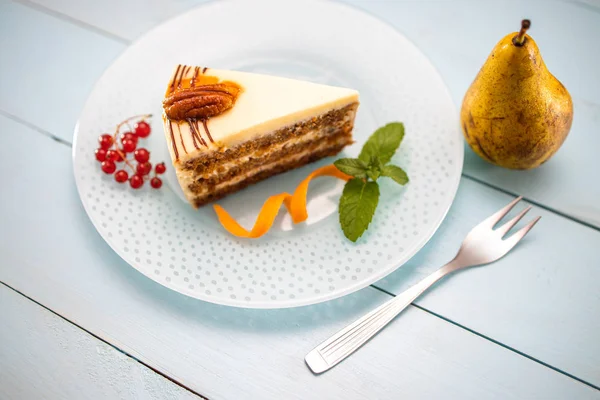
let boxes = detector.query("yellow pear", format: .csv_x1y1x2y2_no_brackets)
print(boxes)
461,20,573,169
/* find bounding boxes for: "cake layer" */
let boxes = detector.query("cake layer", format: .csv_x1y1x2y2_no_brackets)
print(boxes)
189,140,349,208
183,103,357,176
189,132,352,194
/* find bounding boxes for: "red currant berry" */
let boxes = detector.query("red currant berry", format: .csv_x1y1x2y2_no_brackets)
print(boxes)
134,121,151,138
136,162,152,176
95,148,107,162
150,177,163,189
114,170,129,183
155,162,166,174
101,160,116,174
99,134,113,149
122,139,137,153
134,148,150,163
120,131,137,144
106,149,123,162
130,174,144,189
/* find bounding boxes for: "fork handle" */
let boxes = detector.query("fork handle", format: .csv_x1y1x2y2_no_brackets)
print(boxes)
305,262,456,374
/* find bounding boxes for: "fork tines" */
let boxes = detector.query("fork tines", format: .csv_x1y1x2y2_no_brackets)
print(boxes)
487,196,541,241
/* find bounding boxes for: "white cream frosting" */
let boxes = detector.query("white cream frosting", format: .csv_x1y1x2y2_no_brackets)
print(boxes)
162,65,359,164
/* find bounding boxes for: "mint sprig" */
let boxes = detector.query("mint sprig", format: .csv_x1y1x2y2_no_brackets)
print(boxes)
359,122,405,165
334,122,409,242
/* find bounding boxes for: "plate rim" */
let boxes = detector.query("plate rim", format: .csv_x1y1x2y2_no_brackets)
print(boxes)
72,0,464,309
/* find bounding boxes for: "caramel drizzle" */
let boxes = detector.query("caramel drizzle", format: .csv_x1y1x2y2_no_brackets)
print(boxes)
167,120,179,160
202,67,208,74
201,119,214,143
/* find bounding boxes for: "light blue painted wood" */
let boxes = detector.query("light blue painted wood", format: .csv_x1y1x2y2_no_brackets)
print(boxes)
3,0,600,396
0,285,202,400
0,1,125,141
26,0,211,41
1,114,598,399
374,177,600,386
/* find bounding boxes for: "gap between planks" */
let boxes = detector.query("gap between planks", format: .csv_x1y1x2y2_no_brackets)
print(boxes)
0,110,71,147
13,0,131,44
0,280,209,400
369,285,600,391
570,0,600,14
4,274,599,395
460,174,600,232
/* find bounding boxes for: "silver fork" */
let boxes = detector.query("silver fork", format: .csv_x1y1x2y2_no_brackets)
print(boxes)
305,196,540,374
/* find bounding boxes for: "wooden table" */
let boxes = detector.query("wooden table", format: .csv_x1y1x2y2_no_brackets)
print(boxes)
1,0,599,398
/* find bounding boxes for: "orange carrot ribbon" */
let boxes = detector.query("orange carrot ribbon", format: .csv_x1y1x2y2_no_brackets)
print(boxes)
213,164,352,238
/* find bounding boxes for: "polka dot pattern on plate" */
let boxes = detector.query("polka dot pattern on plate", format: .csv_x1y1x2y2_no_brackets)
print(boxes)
73,0,463,308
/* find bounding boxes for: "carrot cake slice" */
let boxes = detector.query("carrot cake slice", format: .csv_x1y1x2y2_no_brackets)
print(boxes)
162,64,359,208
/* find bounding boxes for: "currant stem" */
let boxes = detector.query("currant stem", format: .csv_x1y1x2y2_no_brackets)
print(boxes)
123,155,136,172
124,120,134,134
114,113,152,133
109,115,152,173
109,141,135,172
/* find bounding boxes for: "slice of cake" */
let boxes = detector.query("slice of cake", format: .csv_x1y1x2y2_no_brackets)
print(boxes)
162,64,359,208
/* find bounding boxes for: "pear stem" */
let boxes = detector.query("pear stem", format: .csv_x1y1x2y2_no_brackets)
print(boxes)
513,19,531,46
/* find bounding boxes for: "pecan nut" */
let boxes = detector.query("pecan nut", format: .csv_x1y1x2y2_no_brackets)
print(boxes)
163,82,241,120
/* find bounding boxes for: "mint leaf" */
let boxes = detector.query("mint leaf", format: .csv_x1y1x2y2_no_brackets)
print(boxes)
366,156,382,180
369,156,382,170
358,122,405,165
381,165,409,185
334,158,368,179
366,169,380,181
339,178,380,242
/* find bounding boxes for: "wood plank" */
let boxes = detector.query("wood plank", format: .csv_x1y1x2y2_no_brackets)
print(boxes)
1,114,598,399
0,284,201,400
0,1,125,141
374,177,600,386
22,0,209,41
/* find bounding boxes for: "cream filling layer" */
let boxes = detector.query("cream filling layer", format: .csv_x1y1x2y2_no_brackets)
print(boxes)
178,135,350,203
197,111,354,180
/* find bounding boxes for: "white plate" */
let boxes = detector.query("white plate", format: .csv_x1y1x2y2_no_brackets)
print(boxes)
73,0,463,308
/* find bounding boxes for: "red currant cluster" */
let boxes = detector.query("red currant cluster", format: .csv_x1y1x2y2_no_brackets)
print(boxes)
95,114,166,189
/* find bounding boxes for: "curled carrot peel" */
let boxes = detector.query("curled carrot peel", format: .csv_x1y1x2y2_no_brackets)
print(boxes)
213,164,352,238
